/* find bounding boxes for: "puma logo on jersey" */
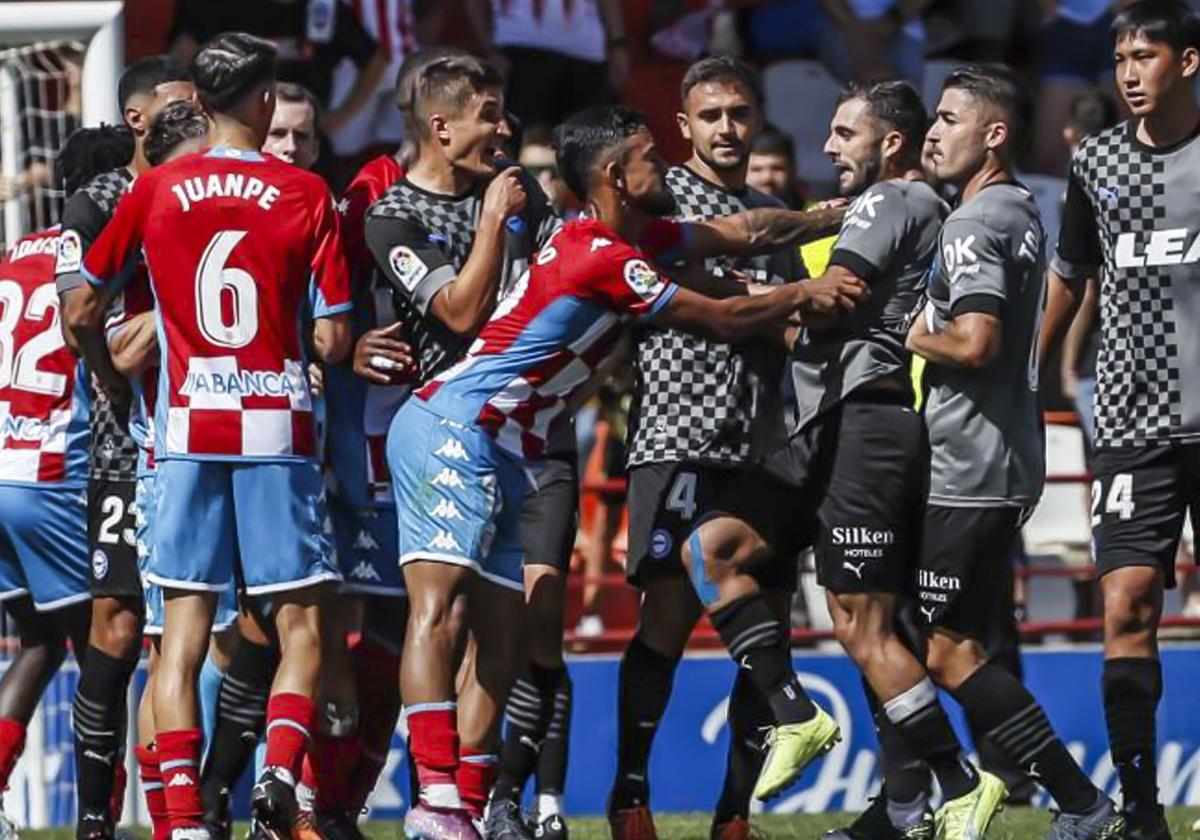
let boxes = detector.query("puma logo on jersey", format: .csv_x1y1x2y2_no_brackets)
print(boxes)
350,561,381,581
435,439,469,461
1114,229,1200,268
842,560,866,579
431,468,465,489
430,499,464,520
428,530,461,552
353,530,380,551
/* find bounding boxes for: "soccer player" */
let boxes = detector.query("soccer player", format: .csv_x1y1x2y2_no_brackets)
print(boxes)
906,65,1122,840
389,101,856,840
1040,2,1200,837
687,78,1012,839
72,32,353,840
54,54,195,840
604,56,819,840
354,50,557,836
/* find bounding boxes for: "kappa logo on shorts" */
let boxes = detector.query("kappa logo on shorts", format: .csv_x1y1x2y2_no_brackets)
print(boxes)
649,528,673,560
353,530,380,551
428,530,462,552
350,561,382,581
91,549,109,581
435,439,469,461
431,468,465,490
430,499,464,520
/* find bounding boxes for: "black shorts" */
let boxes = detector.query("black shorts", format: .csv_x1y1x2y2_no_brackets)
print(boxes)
1092,442,1200,589
917,506,1023,638
713,395,927,595
521,455,580,571
626,462,799,592
87,476,142,599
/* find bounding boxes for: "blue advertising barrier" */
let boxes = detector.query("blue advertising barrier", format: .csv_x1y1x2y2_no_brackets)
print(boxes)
9,644,1200,826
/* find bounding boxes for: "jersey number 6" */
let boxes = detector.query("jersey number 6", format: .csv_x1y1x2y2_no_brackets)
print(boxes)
196,230,259,349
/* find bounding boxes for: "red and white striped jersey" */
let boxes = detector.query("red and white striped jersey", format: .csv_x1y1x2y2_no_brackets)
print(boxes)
82,146,353,463
0,227,90,486
342,0,417,63
416,217,684,460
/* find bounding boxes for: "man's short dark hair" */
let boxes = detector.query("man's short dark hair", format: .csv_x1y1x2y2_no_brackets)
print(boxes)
145,100,208,167
942,64,1033,155
680,55,762,106
751,124,795,163
837,80,928,168
405,50,505,139
275,81,321,117
190,32,279,114
1068,90,1118,138
554,105,651,202
55,125,135,197
118,55,190,110
1112,0,1200,53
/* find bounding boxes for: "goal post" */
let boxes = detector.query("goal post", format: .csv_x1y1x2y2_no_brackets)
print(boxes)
0,1,123,245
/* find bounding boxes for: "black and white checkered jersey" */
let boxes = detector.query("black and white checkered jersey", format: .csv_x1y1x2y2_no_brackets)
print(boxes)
791,179,948,434
625,165,808,469
1054,121,1200,448
55,168,141,482
363,170,568,445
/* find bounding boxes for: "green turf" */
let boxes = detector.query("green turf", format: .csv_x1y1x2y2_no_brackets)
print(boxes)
17,809,1200,839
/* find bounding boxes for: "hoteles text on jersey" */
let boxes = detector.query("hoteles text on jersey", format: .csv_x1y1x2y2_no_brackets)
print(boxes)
79,146,352,462
415,216,687,460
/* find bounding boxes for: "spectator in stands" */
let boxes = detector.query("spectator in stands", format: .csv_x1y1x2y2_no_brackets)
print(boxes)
167,0,387,141
465,0,632,135
263,82,322,171
1032,0,1121,174
746,124,805,209
744,0,932,86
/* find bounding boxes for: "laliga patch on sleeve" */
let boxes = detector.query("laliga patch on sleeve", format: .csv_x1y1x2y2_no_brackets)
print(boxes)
389,245,429,292
622,259,664,302
56,230,82,274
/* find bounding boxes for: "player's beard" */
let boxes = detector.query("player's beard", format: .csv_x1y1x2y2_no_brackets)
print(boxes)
630,187,677,217
847,149,884,197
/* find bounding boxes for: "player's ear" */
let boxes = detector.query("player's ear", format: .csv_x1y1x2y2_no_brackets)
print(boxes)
985,120,1008,153
675,111,691,142
881,129,903,167
430,113,450,146
1180,45,1199,79
605,158,625,193
123,105,146,137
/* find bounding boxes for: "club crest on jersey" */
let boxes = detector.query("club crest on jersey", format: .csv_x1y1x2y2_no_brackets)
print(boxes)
389,245,428,291
649,528,673,560
623,259,663,301
91,549,109,581
56,230,82,273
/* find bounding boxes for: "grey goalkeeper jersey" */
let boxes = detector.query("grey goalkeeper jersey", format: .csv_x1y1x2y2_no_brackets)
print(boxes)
1054,120,1200,448
925,182,1047,508
790,178,947,433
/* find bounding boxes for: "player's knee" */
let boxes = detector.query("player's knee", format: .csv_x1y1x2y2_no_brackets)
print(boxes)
92,604,143,658
408,592,462,640
830,593,886,662
1102,569,1160,639
923,633,983,690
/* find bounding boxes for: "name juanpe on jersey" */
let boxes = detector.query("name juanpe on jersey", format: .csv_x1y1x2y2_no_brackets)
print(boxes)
169,173,282,212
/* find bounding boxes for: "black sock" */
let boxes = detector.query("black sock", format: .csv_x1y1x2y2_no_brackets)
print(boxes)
1102,657,1162,816
611,638,679,808
713,664,772,824
886,680,977,800
711,595,815,725
73,647,138,822
954,664,1097,814
863,679,932,806
493,663,563,804
535,670,572,798
201,639,277,814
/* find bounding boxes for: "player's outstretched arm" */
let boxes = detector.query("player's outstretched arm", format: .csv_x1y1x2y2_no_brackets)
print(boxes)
653,272,866,344
313,313,353,364
680,204,846,261
906,308,1002,369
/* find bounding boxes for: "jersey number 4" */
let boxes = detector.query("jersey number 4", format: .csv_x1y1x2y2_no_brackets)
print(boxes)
0,280,67,396
197,231,258,349
1091,473,1135,526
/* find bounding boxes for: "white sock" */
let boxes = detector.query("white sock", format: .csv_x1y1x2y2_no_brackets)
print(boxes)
422,783,463,810
537,793,564,819
883,677,938,724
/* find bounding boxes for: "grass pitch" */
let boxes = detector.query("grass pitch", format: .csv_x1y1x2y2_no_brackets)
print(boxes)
20,808,1200,839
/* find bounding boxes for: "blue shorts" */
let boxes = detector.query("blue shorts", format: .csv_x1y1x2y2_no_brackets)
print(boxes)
329,496,404,597
0,484,90,611
150,460,339,596
388,401,525,591
136,474,238,635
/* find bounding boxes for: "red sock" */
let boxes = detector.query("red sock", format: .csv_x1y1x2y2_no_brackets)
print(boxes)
156,729,203,830
0,719,26,790
406,705,459,791
136,744,170,840
110,759,127,822
312,730,362,812
264,693,316,782
456,748,498,819
346,637,402,809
